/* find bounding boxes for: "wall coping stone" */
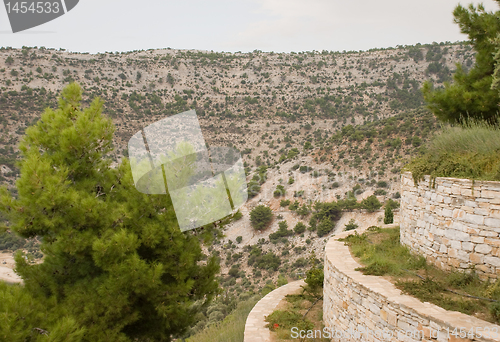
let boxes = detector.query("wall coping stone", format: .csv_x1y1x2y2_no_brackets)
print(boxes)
244,280,306,342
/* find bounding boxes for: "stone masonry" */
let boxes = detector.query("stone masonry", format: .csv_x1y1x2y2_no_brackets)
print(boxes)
400,172,500,281
323,228,500,342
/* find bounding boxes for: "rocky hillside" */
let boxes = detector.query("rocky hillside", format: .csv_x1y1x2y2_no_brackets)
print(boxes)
0,41,472,297
0,42,472,176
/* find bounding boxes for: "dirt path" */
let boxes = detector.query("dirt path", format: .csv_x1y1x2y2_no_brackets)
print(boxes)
0,253,22,284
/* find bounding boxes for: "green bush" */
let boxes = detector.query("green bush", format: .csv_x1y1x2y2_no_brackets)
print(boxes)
345,219,358,231
250,205,273,231
384,206,394,224
288,201,299,211
273,185,285,197
269,222,293,242
305,267,324,294
376,181,388,188
280,199,290,207
293,222,306,235
361,195,382,212
317,218,334,237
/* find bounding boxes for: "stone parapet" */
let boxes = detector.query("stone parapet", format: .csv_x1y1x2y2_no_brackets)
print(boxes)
323,228,500,342
400,172,500,281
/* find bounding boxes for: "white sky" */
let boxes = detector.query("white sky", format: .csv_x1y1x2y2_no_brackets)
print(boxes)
0,0,498,53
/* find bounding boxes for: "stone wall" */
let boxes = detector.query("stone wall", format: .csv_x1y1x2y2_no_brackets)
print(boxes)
400,172,500,281
323,228,500,342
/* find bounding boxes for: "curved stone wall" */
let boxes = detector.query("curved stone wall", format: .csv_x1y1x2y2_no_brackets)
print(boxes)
244,280,305,342
323,228,500,342
400,172,500,280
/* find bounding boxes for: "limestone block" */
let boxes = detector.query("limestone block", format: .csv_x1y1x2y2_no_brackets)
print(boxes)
452,209,465,219
450,240,461,250
484,238,500,248
444,229,470,242
369,303,380,315
449,258,461,268
460,188,474,197
485,217,500,228
466,227,480,235
482,190,500,199
471,235,485,244
479,230,498,237
457,249,469,262
464,200,477,208
474,207,490,216
463,213,484,225
451,197,465,206
469,253,484,264
475,244,493,254
461,242,474,252
442,208,453,218
484,256,500,267
448,248,458,258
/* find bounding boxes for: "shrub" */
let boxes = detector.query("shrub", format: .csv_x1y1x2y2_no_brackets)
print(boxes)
277,274,288,287
317,218,334,237
250,205,273,231
376,181,388,188
280,199,291,207
384,206,394,224
385,199,400,209
236,236,243,244
296,204,310,217
269,222,293,242
247,180,261,198
361,195,382,212
305,267,324,295
273,185,285,197
232,210,243,221
288,201,299,211
261,282,276,296
345,219,358,231
293,222,306,235
229,266,240,278
293,258,308,268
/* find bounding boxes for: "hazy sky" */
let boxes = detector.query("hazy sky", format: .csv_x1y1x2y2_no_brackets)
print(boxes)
0,0,498,53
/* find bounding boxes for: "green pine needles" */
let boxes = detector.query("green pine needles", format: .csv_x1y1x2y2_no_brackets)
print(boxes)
0,83,220,342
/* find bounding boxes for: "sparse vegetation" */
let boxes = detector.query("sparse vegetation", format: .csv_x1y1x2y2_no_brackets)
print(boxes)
250,205,273,231
340,227,500,324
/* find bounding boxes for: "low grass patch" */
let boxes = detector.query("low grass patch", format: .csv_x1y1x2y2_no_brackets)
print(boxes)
340,227,500,324
186,295,260,342
405,119,500,182
265,292,329,342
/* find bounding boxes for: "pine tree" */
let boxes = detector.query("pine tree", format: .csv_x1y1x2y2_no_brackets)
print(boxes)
384,206,394,224
422,2,500,124
0,83,220,341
